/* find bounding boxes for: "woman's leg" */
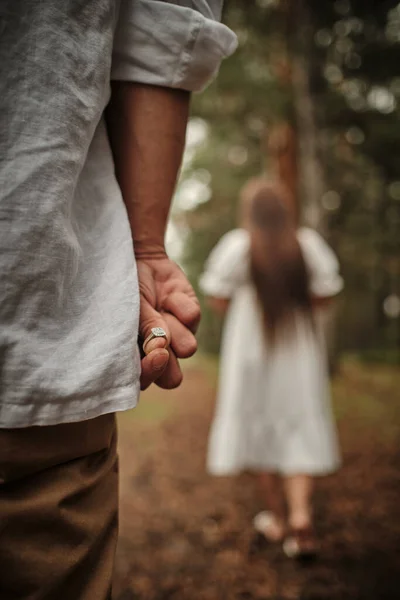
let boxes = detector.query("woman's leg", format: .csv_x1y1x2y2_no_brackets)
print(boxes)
256,471,286,540
283,474,314,529
282,474,319,557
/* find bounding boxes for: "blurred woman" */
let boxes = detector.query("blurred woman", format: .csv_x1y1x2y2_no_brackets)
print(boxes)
200,178,343,559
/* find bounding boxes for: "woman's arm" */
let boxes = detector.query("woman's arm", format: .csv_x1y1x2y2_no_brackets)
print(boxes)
206,297,230,316
311,296,334,310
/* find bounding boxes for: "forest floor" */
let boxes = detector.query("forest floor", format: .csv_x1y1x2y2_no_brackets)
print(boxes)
113,356,400,600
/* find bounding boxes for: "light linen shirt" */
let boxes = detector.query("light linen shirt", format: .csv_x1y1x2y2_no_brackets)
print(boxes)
0,0,237,427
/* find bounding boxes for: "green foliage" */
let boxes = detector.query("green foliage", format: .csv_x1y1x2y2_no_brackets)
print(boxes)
176,0,400,357
307,0,400,354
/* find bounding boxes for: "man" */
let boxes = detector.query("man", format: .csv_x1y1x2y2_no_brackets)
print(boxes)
0,1,237,598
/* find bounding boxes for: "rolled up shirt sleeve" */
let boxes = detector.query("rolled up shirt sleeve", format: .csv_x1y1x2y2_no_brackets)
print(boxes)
111,0,238,91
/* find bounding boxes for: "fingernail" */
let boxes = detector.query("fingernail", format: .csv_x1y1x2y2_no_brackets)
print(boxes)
153,352,168,370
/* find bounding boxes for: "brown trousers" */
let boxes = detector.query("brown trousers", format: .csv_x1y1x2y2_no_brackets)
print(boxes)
0,413,118,600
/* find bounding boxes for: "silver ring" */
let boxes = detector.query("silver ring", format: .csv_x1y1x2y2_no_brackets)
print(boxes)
142,327,168,355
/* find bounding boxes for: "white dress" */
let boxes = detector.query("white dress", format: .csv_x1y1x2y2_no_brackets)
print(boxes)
200,227,344,477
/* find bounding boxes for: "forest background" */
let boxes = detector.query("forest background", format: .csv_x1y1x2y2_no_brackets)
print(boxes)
167,0,400,363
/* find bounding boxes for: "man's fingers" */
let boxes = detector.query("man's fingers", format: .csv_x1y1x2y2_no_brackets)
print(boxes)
162,312,197,359
140,298,171,355
140,348,170,391
162,292,201,333
155,350,183,390
143,333,169,355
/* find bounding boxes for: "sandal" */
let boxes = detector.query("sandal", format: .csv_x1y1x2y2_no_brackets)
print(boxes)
283,526,319,560
253,511,285,542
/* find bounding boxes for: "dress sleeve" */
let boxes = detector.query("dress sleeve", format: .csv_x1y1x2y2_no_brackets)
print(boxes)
111,0,238,92
298,228,344,298
199,229,249,298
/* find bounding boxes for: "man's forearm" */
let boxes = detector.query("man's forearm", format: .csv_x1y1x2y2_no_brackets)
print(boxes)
106,83,190,257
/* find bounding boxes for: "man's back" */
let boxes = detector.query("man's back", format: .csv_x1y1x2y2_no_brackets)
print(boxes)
0,1,141,427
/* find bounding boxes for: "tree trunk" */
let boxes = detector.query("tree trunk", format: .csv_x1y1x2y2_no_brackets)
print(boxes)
288,0,338,371
289,0,326,233
267,122,299,223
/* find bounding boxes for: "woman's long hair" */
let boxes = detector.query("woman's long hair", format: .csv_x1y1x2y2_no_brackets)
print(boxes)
241,178,313,344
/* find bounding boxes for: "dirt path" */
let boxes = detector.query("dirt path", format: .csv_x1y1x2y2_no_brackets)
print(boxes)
113,358,400,600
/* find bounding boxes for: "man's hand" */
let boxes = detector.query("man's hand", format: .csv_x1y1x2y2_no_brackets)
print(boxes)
106,82,195,390
138,255,200,390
